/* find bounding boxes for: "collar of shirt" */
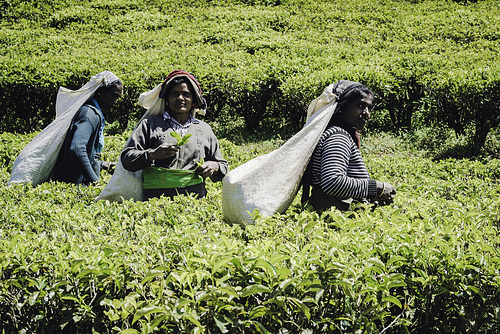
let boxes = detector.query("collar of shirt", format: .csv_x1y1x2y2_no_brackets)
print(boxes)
92,98,105,153
163,110,199,136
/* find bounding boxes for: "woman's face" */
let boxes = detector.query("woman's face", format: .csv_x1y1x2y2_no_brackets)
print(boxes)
340,92,373,131
167,83,194,119
96,84,123,111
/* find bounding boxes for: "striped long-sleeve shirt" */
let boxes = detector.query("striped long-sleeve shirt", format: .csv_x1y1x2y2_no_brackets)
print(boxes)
311,126,377,200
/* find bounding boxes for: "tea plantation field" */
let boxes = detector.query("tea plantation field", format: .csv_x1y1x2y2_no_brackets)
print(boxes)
2,0,500,148
1,0,500,332
0,129,499,333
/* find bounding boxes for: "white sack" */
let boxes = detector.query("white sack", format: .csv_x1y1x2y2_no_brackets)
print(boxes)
96,83,165,202
222,87,338,225
8,71,119,186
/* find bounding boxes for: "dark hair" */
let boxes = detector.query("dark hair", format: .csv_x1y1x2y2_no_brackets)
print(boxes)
159,77,194,99
335,85,373,114
107,79,123,88
95,79,123,95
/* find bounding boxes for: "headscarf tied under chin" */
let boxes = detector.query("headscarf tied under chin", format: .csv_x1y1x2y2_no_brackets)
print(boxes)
306,80,363,121
137,70,207,117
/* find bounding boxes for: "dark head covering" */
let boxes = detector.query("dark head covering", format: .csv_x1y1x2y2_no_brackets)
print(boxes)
331,80,364,114
306,80,364,121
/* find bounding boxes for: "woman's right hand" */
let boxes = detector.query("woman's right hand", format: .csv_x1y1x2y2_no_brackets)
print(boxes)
146,144,179,161
374,181,396,206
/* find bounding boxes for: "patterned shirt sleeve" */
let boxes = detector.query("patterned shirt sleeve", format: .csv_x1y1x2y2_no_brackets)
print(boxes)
313,129,376,199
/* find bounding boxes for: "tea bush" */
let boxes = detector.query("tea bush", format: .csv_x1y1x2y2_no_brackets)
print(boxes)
0,129,499,333
1,0,500,149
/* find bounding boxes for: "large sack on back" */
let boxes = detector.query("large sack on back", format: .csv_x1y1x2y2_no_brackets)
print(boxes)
8,71,118,186
96,83,164,202
95,160,143,202
222,99,336,225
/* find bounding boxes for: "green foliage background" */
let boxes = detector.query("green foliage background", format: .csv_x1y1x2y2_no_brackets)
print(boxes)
1,0,500,333
1,0,500,150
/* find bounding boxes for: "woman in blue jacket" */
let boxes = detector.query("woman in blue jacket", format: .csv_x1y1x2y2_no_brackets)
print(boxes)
52,76,123,185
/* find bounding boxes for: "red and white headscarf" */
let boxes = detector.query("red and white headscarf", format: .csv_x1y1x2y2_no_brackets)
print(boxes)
160,70,206,113
138,70,206,117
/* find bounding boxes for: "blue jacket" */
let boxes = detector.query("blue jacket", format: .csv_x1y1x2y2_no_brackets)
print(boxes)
52,101,102,184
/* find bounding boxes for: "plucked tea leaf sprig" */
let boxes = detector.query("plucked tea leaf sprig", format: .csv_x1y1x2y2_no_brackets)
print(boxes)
170,132,192,146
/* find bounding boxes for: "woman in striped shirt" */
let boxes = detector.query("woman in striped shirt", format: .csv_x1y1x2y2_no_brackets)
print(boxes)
307,80,396,211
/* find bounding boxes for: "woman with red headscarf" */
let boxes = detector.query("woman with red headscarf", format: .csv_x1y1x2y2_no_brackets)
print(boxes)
120,70,228,200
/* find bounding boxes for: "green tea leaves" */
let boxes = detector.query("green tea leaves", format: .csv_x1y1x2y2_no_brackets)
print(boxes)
1,131,500,333
196,157,204,168
170,132,192,146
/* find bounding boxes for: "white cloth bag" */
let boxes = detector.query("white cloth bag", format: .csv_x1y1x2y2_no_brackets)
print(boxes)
97,71,208,202
222,84,339,225
96,84,165,202
8,71,119,186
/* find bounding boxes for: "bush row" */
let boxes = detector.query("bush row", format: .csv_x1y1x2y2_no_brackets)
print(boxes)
0,131,499,333
1,0,499,145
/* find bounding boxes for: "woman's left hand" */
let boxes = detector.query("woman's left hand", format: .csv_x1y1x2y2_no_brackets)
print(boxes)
102,161,117,174
195,161,220,178
373,181,396,206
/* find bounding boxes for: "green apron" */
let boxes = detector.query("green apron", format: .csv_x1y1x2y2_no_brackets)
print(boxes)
143,166,203,189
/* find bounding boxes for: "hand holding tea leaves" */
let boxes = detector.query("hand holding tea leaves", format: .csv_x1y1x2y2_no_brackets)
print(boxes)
195,157,219,178
102,161,116,174
145,131,192,161
373,181,397,206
